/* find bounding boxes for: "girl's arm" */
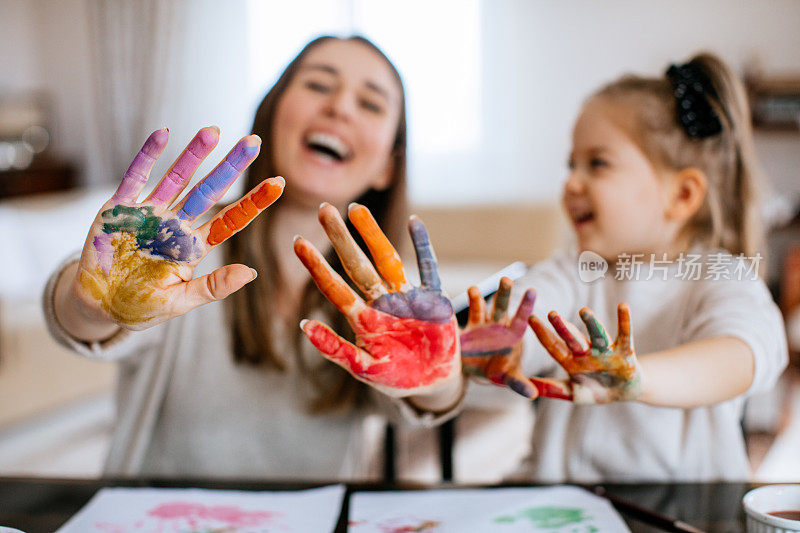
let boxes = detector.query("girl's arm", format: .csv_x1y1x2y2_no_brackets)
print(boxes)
638,336,754,408
529,303,771,408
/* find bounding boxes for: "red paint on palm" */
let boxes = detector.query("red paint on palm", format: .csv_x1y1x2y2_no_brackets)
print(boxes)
353,307,457,389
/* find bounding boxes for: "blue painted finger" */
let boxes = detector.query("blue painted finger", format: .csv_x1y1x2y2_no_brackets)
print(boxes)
408,216,441,291
176,135,261,221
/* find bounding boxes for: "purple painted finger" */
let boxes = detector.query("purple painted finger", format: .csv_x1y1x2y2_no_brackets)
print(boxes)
408,216,441,291
112,129,169,203
147,126,219,207
175,135,261,221
509,289,536,336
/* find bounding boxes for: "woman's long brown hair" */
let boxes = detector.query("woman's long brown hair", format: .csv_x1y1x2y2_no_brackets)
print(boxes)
225,36,408,412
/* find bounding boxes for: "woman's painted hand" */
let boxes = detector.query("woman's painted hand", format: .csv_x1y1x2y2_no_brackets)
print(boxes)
528,303,642,404
294,203,460,398
460,277,541,398
72,128,284,330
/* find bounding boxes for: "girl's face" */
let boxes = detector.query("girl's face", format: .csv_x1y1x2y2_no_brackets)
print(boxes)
271,40,402,208
564,98,676,261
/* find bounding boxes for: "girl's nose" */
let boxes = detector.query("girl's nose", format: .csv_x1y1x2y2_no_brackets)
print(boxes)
563,171,586,194
323,89,356,121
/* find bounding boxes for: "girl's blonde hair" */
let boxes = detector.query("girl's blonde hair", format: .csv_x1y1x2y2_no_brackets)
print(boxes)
594,52,762,257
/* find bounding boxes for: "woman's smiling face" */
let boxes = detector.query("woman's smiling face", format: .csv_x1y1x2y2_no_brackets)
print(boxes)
271,39,403,208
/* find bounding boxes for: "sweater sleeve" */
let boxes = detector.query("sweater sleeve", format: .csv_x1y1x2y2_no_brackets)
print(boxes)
371,376,468,428
42,254,163,362
683,268,788,397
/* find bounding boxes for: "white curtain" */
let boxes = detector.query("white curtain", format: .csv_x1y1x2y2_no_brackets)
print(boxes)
87,0,183,181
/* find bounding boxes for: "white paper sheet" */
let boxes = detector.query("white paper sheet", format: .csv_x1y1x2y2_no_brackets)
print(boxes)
349,485,630,532
56,484,345,533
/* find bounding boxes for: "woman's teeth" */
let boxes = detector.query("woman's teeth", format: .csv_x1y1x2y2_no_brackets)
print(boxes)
305,132,350,162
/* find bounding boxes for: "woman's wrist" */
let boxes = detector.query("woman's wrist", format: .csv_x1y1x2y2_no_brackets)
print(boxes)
54,262,120,342
406,374,466,414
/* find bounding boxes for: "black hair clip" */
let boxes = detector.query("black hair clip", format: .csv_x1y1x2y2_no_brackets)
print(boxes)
666,62,722,139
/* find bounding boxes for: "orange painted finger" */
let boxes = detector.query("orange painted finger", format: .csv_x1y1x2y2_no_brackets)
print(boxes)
348,203,407,292
615,302,633,353
467,286,486,326
294,236,365,317
202,177,285,246
318,203,386,300
528,314,573,368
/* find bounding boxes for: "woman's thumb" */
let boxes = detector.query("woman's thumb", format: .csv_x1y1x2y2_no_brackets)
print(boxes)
178,264,257,314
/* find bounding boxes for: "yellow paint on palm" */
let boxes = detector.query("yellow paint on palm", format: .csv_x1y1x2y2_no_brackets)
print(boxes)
80,233,177,324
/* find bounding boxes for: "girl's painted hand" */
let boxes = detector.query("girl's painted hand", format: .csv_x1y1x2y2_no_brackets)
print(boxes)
294,203,460,398
72,128,284,330
460,277,540,399
528,303,642,404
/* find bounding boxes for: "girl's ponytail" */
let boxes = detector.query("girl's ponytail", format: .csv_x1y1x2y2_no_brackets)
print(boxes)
689,53,762,258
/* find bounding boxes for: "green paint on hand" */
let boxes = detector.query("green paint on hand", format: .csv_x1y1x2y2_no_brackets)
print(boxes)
494,506,591,528
102,205,160,240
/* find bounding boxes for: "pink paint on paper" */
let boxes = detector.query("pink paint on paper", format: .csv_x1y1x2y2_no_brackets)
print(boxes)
148,501,281,528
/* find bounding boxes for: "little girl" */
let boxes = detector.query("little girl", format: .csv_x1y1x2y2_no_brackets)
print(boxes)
460,52,787,482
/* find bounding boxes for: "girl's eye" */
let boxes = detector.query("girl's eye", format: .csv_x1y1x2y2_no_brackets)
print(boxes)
305,81,331,93
590,157,608,168
567,159,575,170
359,99,383,114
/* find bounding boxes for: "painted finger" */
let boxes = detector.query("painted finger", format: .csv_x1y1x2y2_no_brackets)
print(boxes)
579,307,610,352
548,311,588,355
319,203,386,300
146,126,219,207
201,177,284,246
294,236,365,317
112,128,169,203
508,288,536,337
175,135,261,221
528,314,572,368
529,377,574,401
408,216,441,291
615,303,633,353
467,286,487,326
348,203,408,292
177,263,257,314
503,368,541,399
490,277,513,323
301,319,375,375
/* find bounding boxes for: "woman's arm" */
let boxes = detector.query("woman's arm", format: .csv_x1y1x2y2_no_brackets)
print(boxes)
638,336,754,408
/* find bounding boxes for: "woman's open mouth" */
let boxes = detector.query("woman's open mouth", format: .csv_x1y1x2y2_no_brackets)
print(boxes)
304,132,352,163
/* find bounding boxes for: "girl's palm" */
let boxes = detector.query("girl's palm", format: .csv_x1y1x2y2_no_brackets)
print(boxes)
528,303,642,404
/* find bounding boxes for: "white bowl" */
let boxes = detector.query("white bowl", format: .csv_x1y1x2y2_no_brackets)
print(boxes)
743,485,800,532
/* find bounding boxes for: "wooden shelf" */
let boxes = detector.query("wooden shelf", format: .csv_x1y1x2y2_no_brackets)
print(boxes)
0,159,77,199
